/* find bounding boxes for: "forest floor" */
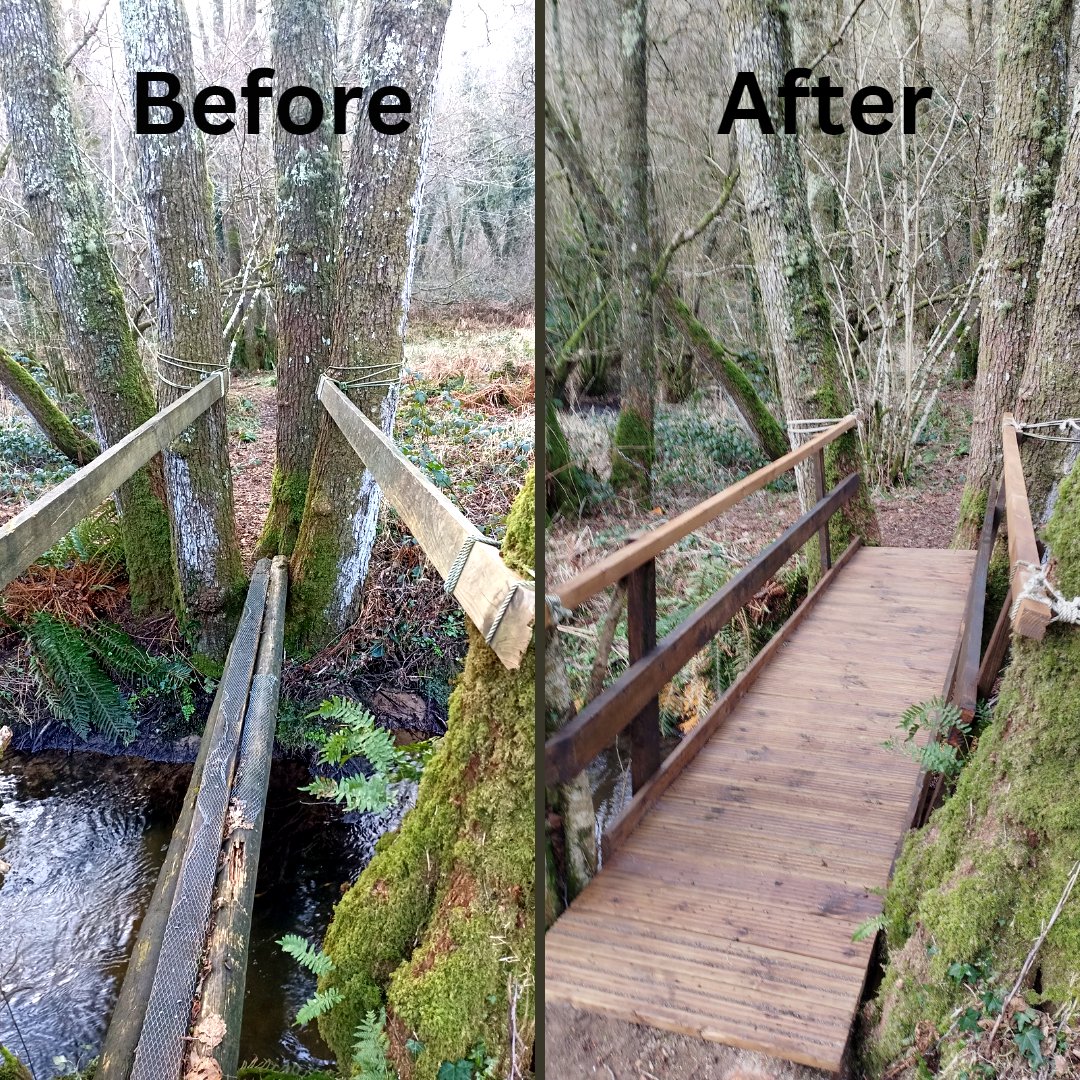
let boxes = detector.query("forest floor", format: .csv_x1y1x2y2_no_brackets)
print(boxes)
546,381,973,1079
0,315,534,755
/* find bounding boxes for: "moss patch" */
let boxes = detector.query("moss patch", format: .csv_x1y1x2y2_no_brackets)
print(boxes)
256,466,310,558
318,475,535,1077
610,405,654,500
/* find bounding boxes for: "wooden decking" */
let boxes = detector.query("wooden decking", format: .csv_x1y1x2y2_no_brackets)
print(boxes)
545,545,976,1072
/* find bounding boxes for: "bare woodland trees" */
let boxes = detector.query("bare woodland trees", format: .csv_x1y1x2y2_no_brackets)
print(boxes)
119,0,245,655
0,0,175,612
289,0,452,648
722,0,878,542
959,0,1073,540
257,0,341,558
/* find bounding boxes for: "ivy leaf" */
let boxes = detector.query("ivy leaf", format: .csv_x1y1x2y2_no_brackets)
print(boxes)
958,1007,982,1033
1013,1025,1045,1067
437,1062,474,1080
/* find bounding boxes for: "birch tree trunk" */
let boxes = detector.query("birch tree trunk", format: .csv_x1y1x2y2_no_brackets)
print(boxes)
958,0,1072,542
609,0,656,500
120,0,245,658
288,0,451,649
722,0,878,546
256,0,342,558
0,0,175,611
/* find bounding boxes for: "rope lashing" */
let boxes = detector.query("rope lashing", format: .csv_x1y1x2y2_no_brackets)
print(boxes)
485,580,535,647
1007,417,1080,443
546,593,573,626
324,361,401,392
788,417,846,443
157,352,227,391
1012,561,1080,625
444,531,501,595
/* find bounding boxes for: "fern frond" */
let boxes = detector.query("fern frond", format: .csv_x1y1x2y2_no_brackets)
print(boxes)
277,934,334,977
302,773,392,814
352,1008,392,1079
295,987,343,1027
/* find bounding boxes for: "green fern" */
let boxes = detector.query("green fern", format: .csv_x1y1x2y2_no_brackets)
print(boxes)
884,696,970,779
28,613,136,744
38,506,123,569
295,987,344,1027
277,934,335,977
352,1008,393,1079
301,697,432,814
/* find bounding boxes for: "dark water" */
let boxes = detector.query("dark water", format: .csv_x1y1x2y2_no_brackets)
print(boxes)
0,750,375,1078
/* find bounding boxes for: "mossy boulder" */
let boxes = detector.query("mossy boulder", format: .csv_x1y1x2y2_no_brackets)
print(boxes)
0,1049,31,1080
318,473,535,1078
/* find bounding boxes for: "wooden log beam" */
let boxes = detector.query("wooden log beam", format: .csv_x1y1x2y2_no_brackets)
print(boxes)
1001,414,1053,639
602,538,861,862
98,552,264,1080
318,376,533,668
194,556,288,1076
553,415,856,611
545,472,861,786
0,371,226,590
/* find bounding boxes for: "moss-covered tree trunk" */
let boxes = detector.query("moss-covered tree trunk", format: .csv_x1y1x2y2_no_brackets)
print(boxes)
0,346,99,465
609,0,656,500
256,0,342,559
319,474,535,1078
288,0,451,650
865,450,1080,1074
722,0,878,547
119,0,245,658
957,0,1072,543
0,0,175,611
1014,86,1080,520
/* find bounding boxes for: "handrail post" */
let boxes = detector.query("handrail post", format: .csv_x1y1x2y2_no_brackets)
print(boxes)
815,448,831,570
626,558,660,791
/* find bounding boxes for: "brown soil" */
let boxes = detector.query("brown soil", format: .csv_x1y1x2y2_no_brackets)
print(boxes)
545,1003,833,1080
227,375,278,568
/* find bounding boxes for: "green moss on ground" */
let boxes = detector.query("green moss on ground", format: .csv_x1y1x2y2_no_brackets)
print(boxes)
610,406,654,500
545,400,589,516
318,474,535,1078
256,467,310,558
0,1049,31,1080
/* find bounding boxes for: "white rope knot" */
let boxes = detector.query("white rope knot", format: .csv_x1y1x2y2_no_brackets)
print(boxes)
444,531,501,596
1008,417,1080,443
1011,560,1080,625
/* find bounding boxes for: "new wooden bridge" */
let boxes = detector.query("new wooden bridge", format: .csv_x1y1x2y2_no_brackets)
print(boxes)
0,370,533,1079
545,415,1044,1072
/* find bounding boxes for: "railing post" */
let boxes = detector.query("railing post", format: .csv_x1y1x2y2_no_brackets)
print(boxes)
815,448,831,570
626,558,660,791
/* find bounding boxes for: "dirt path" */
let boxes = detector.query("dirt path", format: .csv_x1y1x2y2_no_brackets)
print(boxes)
227,375,277,568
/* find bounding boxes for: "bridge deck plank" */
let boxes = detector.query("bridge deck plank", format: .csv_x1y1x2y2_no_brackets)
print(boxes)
545,546,974,1072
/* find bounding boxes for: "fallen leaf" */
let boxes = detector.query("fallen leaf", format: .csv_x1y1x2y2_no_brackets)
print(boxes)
184,1053,222,1080
192,1013,227,1050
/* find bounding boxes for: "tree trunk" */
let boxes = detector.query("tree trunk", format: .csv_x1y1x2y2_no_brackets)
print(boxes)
722,1,878,547
120,0,245,658
0,0,175,611
0,346,99,465
1015,84,1080,520
318,475,535,1077
610,0,656,501
958,0,1073,542
288,0,451,650
256,0,341,559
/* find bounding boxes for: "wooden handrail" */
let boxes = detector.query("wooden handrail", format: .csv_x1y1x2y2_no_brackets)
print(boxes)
545,472,861,786
318,377,534,669
0,372,227,591
1001,414,1052,639
553,414,857,611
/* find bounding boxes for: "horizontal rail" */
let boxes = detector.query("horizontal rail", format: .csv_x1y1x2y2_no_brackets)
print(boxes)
545,471,861,786
318,377,533,669
1001,414,1052,639
554,414,856,610
0,371,227,590
954,479,1004,715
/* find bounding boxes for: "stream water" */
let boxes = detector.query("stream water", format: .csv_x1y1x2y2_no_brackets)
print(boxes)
0,749,375,1078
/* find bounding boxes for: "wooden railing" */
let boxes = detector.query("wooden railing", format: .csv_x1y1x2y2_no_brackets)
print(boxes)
0,371,227,590
1001,413,1052,639
545,416,861,856
318,376,534,669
